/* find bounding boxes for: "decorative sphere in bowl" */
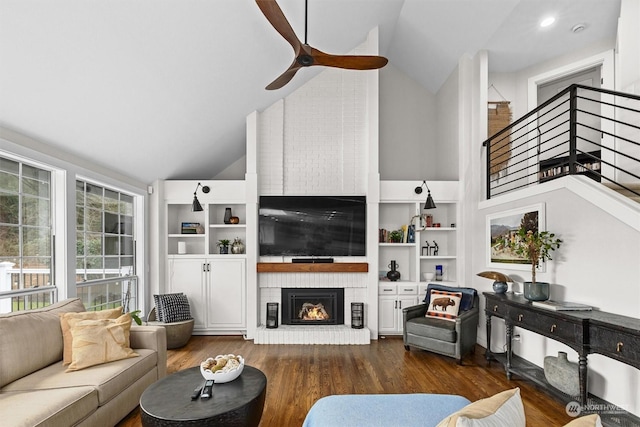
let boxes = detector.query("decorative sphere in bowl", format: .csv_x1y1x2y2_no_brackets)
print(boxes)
200,354,244,383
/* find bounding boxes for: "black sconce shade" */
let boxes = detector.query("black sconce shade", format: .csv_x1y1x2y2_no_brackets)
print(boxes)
191,182,210,212
414,180,437,209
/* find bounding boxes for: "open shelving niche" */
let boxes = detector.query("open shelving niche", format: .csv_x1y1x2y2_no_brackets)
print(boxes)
378,181,460,288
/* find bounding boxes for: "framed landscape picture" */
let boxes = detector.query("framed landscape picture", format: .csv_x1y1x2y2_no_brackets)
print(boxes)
486,203,545,270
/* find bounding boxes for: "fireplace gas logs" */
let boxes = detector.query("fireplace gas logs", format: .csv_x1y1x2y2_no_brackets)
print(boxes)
298,303,330,321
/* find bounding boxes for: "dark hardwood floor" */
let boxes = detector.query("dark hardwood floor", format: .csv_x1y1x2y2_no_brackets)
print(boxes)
118,335,573,426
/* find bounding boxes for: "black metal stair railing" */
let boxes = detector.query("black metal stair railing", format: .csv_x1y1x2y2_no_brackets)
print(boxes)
482,84,640,200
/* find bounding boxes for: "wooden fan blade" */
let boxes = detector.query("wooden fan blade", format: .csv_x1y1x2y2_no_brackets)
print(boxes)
310,47,388,70
256,0,302,55
265,60,303,90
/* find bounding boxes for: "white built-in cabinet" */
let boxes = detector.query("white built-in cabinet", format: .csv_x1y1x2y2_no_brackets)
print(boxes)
166,257,246,333
378,283,419,335
377,181,461,335
163,181,248,335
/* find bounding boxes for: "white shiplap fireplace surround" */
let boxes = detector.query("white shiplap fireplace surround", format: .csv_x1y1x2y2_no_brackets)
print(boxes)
248,32,380,344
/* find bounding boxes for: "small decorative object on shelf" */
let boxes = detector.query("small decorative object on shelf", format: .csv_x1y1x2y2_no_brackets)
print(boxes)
229,216,240,224
387,260,401,281
432,241,439,256
435,265,443,281
195,224,205,234
231,237,245,254
181,222,200,234
218,239,230,254
388,230,403,243
223,208,232,224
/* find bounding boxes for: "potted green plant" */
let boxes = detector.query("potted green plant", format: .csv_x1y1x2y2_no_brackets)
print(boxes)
217,239,230,254
510,227,562,301
388,230,403,243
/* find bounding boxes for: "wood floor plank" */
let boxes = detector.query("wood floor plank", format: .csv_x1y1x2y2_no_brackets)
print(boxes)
117,335,573,426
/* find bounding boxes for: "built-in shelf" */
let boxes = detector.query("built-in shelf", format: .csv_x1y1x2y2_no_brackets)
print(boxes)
257,263,369,273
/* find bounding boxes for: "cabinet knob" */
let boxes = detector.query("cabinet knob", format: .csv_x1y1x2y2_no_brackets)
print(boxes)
518,314,524,322
550,324,556,333
617,342,624,352
493,305,498,312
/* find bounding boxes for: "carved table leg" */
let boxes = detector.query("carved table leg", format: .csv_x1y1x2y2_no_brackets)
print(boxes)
505,322,513,380
485,312,493,361
578,353,588,406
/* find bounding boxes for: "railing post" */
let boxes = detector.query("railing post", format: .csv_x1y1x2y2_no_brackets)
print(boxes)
0,262,16,313
569,84,578,175
485,140,491,199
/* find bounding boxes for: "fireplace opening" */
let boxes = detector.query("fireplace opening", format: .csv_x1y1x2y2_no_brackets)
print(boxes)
281,288,344,325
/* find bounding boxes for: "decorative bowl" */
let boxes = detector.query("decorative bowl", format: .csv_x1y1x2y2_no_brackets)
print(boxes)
200,354,244,383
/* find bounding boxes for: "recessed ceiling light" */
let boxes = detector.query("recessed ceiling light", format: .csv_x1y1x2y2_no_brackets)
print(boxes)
540,16,556,27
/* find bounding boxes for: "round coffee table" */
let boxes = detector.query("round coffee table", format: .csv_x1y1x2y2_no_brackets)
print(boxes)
140,365,267,427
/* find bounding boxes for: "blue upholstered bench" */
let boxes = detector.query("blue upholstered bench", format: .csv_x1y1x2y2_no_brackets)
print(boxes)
302,393,471,427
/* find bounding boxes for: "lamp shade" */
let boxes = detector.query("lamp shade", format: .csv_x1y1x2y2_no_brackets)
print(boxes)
477,271,511,282
477,271,511,294
424,191,436,209
192,196,203,212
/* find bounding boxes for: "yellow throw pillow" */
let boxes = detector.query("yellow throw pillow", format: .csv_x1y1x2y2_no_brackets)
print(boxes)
563,414,602,427
60,306,123,365
65,313,138,372
436,388,525,427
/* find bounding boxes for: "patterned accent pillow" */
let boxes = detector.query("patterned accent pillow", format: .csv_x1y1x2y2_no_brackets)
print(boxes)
426,289,462,322
154,293,192,323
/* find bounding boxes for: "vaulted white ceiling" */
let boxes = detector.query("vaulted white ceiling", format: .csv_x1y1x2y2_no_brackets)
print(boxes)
0,0,620,184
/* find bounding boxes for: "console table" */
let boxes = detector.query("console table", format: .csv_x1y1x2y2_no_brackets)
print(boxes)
484,292,640,409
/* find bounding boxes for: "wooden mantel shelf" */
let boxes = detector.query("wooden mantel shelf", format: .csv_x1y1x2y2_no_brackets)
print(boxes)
257,262,369,273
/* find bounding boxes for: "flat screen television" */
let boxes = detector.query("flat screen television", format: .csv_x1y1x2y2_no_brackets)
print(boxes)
259,196,366,257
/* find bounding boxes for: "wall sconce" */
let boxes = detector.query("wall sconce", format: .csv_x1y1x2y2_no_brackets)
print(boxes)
477,271,512,294
192,182,210,212
414,180,436,209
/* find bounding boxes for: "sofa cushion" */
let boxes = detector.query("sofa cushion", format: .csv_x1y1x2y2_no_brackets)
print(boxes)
436,388,525,427
0,386,97,427
60,306,123,365
66,313,138,372
2,349,157,406
0,298,85,387
406,316,457,343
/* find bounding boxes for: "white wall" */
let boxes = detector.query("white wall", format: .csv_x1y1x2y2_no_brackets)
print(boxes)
379,64,437,180
435,64,460,181
617,0,640,92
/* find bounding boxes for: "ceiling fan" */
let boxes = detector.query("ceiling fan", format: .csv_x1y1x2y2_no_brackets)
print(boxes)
255,0,388,90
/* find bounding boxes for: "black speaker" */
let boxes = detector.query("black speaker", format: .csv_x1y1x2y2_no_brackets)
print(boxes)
351,302,364,329
266,302,279,329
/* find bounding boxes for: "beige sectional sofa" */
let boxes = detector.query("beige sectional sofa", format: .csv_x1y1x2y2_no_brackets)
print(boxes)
0,298,167,427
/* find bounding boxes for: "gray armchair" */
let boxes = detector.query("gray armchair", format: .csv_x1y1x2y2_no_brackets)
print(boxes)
403,285,479,365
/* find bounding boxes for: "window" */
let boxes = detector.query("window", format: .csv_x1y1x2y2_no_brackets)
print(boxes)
76,180,137,311
0,156,54,312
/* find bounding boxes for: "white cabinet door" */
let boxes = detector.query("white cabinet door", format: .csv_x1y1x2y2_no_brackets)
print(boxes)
397,295,419,313
378,296,399,334
167,257,206,329
207,258,246,329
